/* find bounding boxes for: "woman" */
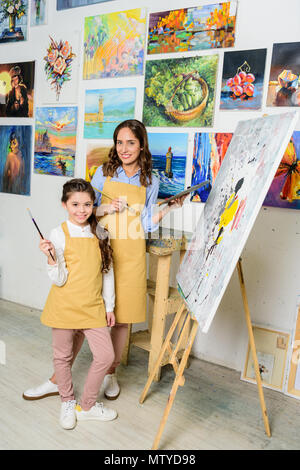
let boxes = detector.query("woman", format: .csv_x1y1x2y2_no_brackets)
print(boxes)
6,66,29,118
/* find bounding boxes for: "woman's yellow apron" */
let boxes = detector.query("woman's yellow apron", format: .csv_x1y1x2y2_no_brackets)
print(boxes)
100,176,147,324
41,222,107,329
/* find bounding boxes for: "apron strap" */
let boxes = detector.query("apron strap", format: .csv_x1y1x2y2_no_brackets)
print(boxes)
61,221,70,238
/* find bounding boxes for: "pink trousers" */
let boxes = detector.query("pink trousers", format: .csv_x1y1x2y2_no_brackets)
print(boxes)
52,327,114,411
68,323,129,374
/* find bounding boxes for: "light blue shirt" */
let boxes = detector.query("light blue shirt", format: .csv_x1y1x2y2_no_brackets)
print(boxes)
91,165,160,233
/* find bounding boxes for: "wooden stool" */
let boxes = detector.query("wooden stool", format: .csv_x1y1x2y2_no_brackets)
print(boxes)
121,228,191,381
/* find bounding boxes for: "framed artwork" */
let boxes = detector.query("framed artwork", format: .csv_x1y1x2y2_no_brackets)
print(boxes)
220,49,267,110
267,42,300,107
191,132,233,202
263,131,300,210
0,0,28,43
242,326,290,391
148,2,237,55
286,303,300,400
0,61,35,117
83,8,146,79
177,112,298,333
143,55,218,128
34,106,78,177
0,125,32,196
148,132,188,199
85,142,111,182
84,88,136,139
39,31,80,104
57,0,112,9
30,0,47,26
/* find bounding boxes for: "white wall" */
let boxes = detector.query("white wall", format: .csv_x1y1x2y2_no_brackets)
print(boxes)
0,0,299,372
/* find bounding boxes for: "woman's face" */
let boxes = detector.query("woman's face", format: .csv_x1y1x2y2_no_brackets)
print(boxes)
11,76,20,88
116,127,142,167
10,138,19,153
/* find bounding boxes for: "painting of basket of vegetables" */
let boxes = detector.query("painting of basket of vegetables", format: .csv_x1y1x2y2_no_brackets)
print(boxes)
165,72,208,122
143,55,218,127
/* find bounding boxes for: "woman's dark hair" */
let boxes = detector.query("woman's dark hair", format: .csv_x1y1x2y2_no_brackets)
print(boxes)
61,178,113,273
102,119,153,187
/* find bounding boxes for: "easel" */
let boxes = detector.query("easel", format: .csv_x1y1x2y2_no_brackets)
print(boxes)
139,257,271,450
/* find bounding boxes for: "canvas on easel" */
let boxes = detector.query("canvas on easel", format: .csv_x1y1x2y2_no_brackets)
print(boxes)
141,112,298,450
177,112,298,333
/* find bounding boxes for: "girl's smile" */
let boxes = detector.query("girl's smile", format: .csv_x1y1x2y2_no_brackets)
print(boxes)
62,191,94,227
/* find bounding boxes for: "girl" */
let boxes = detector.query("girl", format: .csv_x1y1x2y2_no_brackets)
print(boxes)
36,179,117,429
23,120,186,402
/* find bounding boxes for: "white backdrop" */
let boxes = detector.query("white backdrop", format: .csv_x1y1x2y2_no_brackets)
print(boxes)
0,0,300,372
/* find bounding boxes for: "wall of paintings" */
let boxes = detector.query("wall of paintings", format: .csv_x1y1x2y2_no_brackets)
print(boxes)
0,0,300,380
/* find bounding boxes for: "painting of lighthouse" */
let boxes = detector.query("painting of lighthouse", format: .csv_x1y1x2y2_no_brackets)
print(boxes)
148,132,188,199
84,88,136,139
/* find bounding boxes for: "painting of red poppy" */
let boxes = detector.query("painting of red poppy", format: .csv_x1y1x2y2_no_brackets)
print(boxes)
263,132,300,209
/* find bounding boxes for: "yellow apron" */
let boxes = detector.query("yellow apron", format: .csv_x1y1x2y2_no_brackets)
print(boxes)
41,222,107,329
100,176,147,324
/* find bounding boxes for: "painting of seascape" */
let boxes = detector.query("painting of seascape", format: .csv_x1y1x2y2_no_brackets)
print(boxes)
147,2,237,54
148,132,188,199
34,106,78,176
84,88,136,139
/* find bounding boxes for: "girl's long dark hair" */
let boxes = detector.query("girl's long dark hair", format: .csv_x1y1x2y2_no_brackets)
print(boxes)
61,179,113,273
103,119,153,187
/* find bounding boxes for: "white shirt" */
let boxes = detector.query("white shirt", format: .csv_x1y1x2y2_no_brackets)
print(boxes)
47,220,115,313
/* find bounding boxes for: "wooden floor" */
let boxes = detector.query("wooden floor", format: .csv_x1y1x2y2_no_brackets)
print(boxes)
1,298,300,450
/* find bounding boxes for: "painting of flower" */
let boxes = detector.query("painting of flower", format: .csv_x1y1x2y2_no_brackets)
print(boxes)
0,0,28,43
44,36,76,101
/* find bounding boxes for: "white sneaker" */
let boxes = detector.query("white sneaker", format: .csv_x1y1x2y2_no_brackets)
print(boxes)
103,373,120,400
60,400,77,430
76,402,117,422
23,379,59,400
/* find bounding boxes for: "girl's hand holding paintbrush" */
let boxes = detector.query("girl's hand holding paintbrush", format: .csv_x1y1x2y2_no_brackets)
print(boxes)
39,238,57,265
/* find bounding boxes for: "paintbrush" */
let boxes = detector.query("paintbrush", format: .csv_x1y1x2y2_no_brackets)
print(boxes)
157,180,211,206
92,186,137,215
27,209,56,262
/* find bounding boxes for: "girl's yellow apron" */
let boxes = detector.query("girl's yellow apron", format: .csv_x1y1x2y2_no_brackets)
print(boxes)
41,222,107,329
100,176,147,324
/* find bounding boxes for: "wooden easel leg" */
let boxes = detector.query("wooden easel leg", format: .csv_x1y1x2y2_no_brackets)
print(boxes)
139,303,186,404
152,320,198,450
237,258,271,437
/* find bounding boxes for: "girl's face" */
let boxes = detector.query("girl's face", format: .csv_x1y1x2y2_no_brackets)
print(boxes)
116,127,143,168
62,191,94,227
